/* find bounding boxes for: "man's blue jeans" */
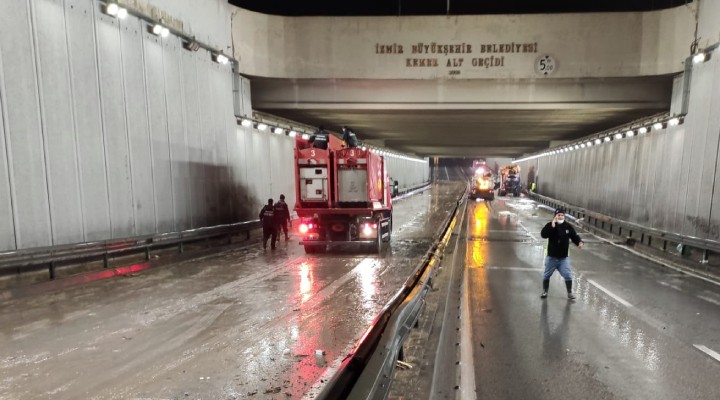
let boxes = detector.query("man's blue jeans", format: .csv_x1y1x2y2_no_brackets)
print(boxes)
543,256,572,281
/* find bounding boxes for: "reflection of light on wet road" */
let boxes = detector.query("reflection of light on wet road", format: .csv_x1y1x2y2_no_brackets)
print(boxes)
506,201,534,211
579,279,659,370
357,258,379,321
299,262,314,303
468,204,489,268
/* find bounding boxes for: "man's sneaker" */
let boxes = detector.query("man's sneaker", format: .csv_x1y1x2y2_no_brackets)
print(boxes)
540,291,548,299
567,292,577,300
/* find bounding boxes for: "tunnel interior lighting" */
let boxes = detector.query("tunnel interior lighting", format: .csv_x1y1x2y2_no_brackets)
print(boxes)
595,139,602,145
361,146,367,151
288,130,297,137
668,117,680,126
301,133,310,140
604,137,611,142
626,130,634,137
693,53,706,64
152,24,163,35
574,145,580,149
214,54,229,64
241,118,252,127
586,141,592,147
653,122,664,130
580,143,586,148
638,127,648,134
615,133,623,140
257,123,268,131
105,3,127,18
273,127,283,135
106,3,119,15
161,27,170,37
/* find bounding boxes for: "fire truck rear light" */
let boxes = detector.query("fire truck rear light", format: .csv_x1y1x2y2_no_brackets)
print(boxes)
309,224,314,229
372,223,378,229
299,224,309,234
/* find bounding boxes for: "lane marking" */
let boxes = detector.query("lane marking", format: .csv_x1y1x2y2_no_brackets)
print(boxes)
516,221,538,241
657,281,683,292
486,266,542,272
587,279,633,307
697,295,720,307
693,344,720,363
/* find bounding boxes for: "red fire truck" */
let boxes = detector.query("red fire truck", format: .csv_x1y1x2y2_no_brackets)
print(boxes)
294,135,393,254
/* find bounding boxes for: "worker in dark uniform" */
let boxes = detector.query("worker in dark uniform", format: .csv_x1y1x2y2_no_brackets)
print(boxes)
274,194,291,241
540,209,584,299
259,198,278,250
309,126,329,149
342,126,359,148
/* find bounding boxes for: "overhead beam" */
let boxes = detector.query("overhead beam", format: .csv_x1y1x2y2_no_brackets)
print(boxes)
251,76,673,111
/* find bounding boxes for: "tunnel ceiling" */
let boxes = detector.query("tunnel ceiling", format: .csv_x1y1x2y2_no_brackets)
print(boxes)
257,108,666,158
251,75,673,158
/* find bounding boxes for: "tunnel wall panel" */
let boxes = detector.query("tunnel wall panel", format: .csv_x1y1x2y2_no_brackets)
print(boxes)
701,57,720,240
65,0,111,242
97,14,135,239
123,19,156,236
0,0,52,249
163,36,190,231
34,0,84,245
0,56,16,250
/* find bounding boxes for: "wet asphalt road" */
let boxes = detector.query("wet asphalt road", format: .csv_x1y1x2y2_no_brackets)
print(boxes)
464,196,720,399
0,182,464,400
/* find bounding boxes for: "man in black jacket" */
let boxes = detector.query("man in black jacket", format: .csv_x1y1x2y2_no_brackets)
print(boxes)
274,194,291,241
309,126,329,150
342,126,359,148
259,198,278,250
540,209,584,299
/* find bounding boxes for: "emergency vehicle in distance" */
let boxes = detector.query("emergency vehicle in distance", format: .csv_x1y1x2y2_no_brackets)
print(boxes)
499,164,522,197
294,134,392,254
469,160,495,201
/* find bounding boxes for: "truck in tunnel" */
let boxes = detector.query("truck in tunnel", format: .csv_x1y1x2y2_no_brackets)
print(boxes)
294,135,392,253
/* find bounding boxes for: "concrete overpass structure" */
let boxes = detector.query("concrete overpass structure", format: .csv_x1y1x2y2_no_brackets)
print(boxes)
234,5,694,156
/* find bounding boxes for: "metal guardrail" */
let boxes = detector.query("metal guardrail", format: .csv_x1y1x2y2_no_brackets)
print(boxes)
529,192,720,263
316,188,464,400
0,220,262,280
0,182,434,282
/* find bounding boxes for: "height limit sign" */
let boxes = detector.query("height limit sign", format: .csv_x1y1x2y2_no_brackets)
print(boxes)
535,55,557,76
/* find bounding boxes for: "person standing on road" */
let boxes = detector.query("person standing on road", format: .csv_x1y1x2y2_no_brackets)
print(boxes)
259,198,278,250
274,194,291,241
540,209,584,299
